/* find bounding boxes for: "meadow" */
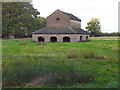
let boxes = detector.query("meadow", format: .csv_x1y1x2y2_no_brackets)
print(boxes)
2,37,118,88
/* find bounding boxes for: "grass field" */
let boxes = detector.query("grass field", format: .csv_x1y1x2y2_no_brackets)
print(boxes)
2,37,118,88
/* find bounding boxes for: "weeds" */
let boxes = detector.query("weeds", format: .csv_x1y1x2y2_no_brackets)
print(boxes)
83,51,105,59
67,48,106,59
2,60,94,87
67,48,80,58
49,63,94,86
19,42,28,45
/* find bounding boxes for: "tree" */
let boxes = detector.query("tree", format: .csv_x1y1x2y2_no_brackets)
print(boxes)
31,17,46,32
38,17,46,28
85,18,101,35
2,2,46,38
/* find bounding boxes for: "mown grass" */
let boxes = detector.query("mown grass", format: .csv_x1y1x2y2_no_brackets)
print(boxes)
2,38,118,88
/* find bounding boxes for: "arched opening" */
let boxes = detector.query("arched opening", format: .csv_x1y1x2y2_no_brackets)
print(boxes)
63,37,70,42
86,36,88,41
50,37,57,42
38,37,45,42
80,36,82,42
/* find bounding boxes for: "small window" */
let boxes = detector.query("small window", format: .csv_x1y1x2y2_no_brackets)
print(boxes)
56,18,60,21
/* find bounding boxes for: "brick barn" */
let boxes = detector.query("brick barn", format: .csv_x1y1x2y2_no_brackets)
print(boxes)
32,9,89,42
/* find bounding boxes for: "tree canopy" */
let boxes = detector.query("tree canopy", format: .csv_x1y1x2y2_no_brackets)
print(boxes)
2,2,46,38
85,18,101,36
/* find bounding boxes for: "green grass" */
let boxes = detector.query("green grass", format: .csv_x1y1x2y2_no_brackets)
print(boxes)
2,38,118,88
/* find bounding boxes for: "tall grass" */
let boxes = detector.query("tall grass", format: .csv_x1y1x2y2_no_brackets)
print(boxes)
3,58,94,87
67,48,106,59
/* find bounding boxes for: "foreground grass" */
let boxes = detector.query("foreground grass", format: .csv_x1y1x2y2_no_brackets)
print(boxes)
2,39,118,88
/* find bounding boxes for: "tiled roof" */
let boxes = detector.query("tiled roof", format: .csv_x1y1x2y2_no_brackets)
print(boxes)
32,27,89,35
63,12,81,21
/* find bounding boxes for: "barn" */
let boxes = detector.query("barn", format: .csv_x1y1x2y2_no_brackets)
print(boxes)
32,9,89,42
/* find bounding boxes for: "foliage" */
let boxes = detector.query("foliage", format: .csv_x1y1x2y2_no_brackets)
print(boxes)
2,2,46,38
85,18,101,35
38,17,46,29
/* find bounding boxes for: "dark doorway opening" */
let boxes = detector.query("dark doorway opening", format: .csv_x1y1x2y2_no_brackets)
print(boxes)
63,37,70,42
38,37,45,42
80,36,82,42
50,37,57,42
86,36,88,41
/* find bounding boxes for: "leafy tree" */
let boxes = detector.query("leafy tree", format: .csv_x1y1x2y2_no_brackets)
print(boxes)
38,17,46,28
85,18,101,35
2,2,46,38
31,17,46,32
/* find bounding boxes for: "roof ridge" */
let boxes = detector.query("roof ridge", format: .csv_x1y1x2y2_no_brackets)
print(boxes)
69,27,76,33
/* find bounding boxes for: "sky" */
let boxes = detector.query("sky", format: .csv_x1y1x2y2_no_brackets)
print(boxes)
32,0,119,33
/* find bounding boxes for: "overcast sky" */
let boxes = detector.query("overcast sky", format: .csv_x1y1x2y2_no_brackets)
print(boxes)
32,0,119,33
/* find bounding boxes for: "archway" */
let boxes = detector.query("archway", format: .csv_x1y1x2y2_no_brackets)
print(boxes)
86,36,88,41
63,37,70,42
38,37,45,42
50,37,57,42
80,36,82,42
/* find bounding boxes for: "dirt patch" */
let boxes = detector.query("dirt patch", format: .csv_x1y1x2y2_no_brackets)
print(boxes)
24,75,51,87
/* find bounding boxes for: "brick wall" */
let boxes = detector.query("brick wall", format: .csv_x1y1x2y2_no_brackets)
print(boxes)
46,10,70,27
